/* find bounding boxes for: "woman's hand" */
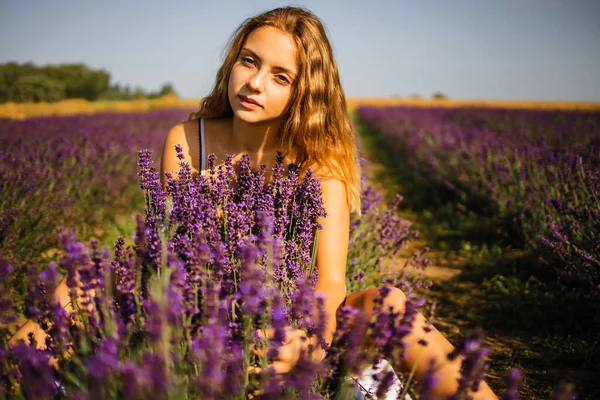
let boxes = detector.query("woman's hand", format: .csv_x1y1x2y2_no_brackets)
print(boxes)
252,327,325,375
246,327,327,399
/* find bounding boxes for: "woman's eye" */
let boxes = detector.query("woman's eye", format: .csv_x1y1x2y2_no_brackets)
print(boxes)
241,57,255,66
276,75,290,84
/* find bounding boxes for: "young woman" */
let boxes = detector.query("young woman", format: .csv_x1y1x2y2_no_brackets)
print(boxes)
11,6,497,398
159,6,498,399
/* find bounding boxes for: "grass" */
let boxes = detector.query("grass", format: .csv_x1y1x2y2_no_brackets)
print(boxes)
2,95,599,120
354,113,600,399
0,95,200,119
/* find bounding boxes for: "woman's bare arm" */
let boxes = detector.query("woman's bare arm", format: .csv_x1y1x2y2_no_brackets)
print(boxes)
313,178,350,351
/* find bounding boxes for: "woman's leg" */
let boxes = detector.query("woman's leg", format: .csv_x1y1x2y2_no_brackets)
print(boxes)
8,276,74,349
8,276,77,371
342,287,498,400
9,263,114,350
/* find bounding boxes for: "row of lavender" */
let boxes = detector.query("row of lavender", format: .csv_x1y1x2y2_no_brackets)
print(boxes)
0,110,190,312
357,105,600,306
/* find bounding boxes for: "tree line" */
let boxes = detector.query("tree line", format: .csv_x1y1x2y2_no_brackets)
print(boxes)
0,62,177,103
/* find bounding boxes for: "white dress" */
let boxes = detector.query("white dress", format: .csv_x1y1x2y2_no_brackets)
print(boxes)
355,359,410,400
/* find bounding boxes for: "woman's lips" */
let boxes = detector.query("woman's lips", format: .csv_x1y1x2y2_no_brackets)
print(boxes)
239,95,262,108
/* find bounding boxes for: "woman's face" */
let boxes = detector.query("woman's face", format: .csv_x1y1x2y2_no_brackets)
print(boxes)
228,26,298,124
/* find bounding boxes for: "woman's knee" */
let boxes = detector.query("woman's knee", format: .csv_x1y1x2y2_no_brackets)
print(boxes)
383,286,407,314
366,286,407,314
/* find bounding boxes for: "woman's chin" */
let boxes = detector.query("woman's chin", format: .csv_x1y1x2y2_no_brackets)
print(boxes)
232,109,272,124
233,112,259,124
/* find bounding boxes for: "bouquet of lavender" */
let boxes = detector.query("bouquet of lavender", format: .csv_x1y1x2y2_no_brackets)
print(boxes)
0,146,393,398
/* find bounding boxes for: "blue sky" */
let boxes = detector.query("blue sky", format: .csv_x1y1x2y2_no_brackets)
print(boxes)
1,0,599,101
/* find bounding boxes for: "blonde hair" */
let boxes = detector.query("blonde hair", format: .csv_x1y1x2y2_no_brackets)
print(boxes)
188,6,362,216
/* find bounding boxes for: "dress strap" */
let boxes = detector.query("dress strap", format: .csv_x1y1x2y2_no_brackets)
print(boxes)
198,118,206,176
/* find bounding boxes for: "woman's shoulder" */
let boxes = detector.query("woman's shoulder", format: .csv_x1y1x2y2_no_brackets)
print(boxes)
161,118,202,178
161,116,232,176
308,155,343,180
166,116,231,143
165,118,199,147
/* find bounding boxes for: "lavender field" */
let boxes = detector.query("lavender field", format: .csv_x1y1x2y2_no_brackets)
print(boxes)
356,105,600,397
0,106,596,398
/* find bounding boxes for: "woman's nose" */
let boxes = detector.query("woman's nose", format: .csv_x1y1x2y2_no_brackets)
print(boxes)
247,70,266,92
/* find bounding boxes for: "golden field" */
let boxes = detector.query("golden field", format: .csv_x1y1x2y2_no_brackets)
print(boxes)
1,94,599,120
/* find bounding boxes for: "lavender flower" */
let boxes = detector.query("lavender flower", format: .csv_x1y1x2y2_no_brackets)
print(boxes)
448,330,491,399
12,344,57,398
418,358,441,398
502,367,520,400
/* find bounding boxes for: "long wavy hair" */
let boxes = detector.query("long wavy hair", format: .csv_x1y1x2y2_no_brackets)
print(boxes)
188,6,362,216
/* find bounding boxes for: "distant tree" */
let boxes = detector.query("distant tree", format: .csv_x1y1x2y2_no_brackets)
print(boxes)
158,82,177,97
0,62,37,102
432,91,448,99
147,82,177,99
83,69,111,100
41,64,110,100
12,75,66,102
0,62,179,103
97,83,123,100
132,86,145,99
